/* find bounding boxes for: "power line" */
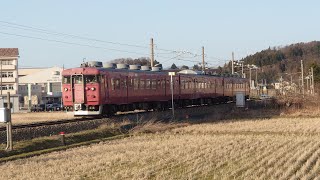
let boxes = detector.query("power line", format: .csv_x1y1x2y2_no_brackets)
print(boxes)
0,21,150,49
0,31,150,56
0,20,230,66
0,20,186,54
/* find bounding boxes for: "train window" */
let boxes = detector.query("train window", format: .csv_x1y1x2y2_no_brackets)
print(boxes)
157,80,161,88
140,79,145,89
161,79,165,89
111,78,115,90
115,79,120,89
134,78,139,90
180,80,184,89
63,76,71,84
152,80,157,89
85,75,99,83
129,78,134,87
122,79,127,89
73,75,83,84
146,79,151,89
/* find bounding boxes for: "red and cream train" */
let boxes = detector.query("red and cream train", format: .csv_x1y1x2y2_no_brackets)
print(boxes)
62,62,250,116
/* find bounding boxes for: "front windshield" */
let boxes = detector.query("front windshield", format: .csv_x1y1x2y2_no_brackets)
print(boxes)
63,76,71,84
85,75,100,83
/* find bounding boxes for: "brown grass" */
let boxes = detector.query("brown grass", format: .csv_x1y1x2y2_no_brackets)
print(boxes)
10,112,75,125
1,116,320,179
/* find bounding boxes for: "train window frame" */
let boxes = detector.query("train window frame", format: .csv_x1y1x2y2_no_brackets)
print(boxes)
115,79,120,90
85,75,99,84
161,79,165,89
152,79,157,89
180,80,185,89
63,76,71,84
122,79,127,89
146,79,151,89
111,78,115,90
73,75,83,84
140,79,145,89
134,78,139,90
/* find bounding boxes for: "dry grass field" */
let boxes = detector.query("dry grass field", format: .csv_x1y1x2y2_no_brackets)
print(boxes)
10,112,75,124
1,116,320,179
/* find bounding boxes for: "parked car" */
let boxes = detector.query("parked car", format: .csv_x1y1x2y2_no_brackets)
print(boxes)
46,103,63,111
31,104,45,112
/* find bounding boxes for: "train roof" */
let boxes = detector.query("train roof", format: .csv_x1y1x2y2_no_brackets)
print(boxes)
62,67,248,80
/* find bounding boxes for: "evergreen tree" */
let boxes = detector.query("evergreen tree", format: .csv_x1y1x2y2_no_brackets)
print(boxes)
170,63,178,69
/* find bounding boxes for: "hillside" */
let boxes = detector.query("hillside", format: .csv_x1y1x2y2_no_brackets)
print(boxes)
239,41,320,84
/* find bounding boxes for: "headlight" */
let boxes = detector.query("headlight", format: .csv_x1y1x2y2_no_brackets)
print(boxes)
64,88,68,91
91,87,95,91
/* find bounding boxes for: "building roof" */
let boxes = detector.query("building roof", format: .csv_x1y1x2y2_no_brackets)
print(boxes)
19,66,63,84
19,68,48,77
0,48,19,57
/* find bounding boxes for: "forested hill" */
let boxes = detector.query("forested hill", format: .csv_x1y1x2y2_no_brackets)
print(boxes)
241,41,320,83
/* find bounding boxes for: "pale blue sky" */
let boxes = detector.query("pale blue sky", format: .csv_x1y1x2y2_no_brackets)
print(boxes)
1,0,320,68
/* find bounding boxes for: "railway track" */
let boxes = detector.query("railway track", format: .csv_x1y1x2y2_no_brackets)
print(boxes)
0,109,153,132
0,100,251,132
0,117,99,132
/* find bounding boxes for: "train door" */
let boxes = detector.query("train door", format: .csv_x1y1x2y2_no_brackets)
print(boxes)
100,74,106,104
71,74,85,104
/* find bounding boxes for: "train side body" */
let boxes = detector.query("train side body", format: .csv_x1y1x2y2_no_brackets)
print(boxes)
62,67,250,116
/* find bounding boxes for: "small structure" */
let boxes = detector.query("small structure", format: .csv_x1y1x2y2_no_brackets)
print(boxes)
236,92,245,108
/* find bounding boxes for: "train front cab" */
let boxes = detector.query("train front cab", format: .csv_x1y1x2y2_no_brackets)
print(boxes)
62,69,103,116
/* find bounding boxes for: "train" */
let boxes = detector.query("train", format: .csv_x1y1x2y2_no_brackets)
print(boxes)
62,62,250,116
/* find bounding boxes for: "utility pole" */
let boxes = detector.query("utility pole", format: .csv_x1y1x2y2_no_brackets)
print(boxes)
241,61,244,78
249,66,252,89
280,76,283,94
255,68,258,89
150,38,154,67
168,72,175,119
311,67,314,95
306,76,309,94
202,46,205,73
301,60,304,96
231,52,234,75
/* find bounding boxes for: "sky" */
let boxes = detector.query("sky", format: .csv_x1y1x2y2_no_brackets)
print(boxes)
1,0,320,69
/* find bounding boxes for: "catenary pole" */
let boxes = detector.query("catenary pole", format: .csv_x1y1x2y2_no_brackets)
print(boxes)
301,60,304,96
202,46,205,73
150,38,154,67
231,52,234,75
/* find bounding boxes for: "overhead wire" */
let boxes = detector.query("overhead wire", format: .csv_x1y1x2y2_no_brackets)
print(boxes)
0,20,229,66
0,31,150,56
0,21,150,49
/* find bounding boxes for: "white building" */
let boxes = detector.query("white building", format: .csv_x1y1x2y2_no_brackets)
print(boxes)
0,48,20,112
19,66,63,106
